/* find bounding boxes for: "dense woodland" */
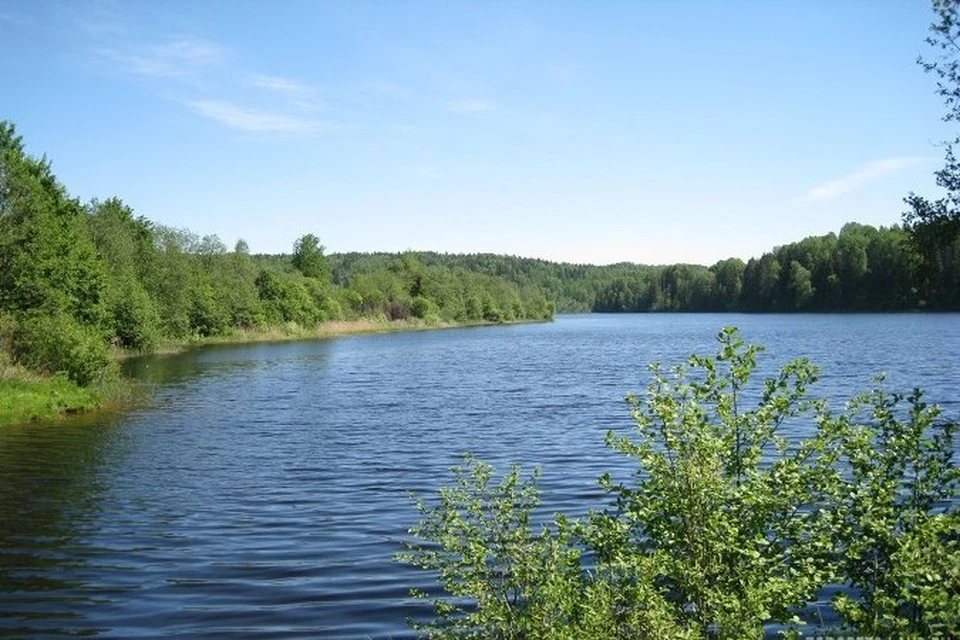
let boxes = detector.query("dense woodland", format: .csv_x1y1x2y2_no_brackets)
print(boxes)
329,179,960,314
331,219,959,313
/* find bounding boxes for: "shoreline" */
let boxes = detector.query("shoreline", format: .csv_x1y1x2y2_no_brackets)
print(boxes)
138,317,539,356
1,317,549,427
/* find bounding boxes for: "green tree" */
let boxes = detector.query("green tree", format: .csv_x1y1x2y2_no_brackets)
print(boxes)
0,122,106,326
787,260,815,309
292,233,330,281
710,258,745,310
87,197,161,349
903,0,960,303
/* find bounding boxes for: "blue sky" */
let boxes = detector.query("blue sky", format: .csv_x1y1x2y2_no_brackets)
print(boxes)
1,1,950,265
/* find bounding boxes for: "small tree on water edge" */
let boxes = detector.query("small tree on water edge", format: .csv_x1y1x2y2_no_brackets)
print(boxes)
397,328,960,640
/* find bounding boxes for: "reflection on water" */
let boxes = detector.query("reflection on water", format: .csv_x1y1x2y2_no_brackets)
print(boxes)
0,412,123,637
1,314,958,637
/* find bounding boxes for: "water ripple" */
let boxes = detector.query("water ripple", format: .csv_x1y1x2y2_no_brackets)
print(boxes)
1,314,958,637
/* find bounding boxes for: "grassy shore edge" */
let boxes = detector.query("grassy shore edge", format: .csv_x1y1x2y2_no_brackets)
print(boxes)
0,367,99,425
1,317,548,426
142,317,539,356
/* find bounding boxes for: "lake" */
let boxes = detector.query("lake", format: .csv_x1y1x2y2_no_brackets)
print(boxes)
1,314,958,638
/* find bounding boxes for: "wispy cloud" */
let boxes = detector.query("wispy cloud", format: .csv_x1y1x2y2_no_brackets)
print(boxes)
246,73,311,94
85,27,331,136
801,157,925,202
447,98,497,114
185,100,330,134
245,73,323,111
98,38,226,78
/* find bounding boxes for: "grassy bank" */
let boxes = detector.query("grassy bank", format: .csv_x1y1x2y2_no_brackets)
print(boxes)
140,316,542,356
0,366,98,425
1,317,543,426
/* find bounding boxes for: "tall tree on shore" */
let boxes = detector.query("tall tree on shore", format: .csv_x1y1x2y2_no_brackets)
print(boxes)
0,121,105,324
292,233,330,282
904,0,960,304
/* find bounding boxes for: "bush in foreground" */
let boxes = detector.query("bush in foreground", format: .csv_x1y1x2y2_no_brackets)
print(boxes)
399,328,959,639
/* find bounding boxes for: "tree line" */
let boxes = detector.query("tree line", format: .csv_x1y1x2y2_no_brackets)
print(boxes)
327,219,959,315
593,221,958,312
0,120,553,388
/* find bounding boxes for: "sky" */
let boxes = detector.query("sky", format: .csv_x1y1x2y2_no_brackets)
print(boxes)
1,0,952,265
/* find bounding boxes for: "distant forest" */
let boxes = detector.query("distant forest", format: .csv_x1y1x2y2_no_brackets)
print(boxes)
330,219,959,313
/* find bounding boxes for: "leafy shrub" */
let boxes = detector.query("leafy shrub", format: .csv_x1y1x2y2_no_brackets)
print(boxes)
411,296,440,321
336,288,364,319
831,385,960,637
12,311,111,386
481,296,504,323
108,281,161,350
255,269,322,326
399,328,959,639
188,284,229,337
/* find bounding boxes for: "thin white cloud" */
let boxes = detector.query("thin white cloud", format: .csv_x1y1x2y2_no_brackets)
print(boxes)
185,100,330,134
801,157,925,202
447,98,497,114
99,38,226,78
246,73,312,94
245,73,324,111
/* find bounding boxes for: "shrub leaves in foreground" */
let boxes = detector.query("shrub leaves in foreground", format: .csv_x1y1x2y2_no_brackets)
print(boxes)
399,328,959,639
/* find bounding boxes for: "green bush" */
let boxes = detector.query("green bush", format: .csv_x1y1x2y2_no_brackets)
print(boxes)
399,328,959,639
188,285,230,337
831,385,960,637
255,269,322,326
108,281,161,350
411,296,440,321
12,311,111,386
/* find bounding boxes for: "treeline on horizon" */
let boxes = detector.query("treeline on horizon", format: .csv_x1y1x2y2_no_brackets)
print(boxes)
0,121,552,388
329,218,959,313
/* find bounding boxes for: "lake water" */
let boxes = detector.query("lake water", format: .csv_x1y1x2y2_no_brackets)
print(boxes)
2,314,958,638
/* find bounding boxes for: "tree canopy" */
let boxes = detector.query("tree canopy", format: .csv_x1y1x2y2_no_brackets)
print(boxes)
903,0,960,302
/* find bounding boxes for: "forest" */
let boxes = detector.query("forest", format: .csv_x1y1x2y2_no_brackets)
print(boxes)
331,221,958,314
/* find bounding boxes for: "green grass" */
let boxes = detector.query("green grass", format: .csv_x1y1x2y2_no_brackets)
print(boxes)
0,374,99,425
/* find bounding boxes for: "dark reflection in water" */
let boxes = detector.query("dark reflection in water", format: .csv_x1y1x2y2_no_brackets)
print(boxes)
1,314,959,638
0,412,122,637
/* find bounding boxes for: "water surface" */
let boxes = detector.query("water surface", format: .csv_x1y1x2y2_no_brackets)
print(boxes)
2,314,958,637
